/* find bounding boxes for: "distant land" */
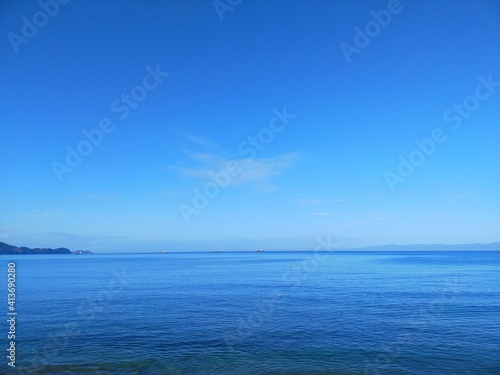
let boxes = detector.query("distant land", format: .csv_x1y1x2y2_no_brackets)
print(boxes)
1,241,499,254
0,242,93,255
352,242,500,251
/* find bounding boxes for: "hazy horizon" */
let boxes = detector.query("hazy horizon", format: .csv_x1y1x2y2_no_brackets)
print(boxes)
2,238,500,254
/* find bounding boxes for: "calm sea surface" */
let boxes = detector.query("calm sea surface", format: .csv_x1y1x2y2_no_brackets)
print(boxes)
1,251,499,374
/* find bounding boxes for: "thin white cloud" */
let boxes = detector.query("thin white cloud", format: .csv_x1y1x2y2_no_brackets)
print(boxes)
230,153,298,186
312,211,332,216
184,134,218,148
178,148,226,166
173,135,299,188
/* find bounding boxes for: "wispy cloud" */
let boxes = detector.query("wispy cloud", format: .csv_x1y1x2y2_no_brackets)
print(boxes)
231,153,298,186
312,211,332,216
172,135,299,189
184,134,218,148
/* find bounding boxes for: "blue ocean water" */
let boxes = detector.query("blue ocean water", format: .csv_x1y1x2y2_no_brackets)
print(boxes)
1,251,499,374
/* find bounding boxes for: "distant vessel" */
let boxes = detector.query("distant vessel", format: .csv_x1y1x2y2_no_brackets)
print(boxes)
161,251,168,254
214,250,221,253
255,249,264,252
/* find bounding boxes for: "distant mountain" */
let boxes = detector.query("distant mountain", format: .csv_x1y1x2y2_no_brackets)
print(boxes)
0,242,72,255
352,242,500,251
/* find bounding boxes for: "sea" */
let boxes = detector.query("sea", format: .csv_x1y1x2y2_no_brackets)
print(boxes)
1,251,499,375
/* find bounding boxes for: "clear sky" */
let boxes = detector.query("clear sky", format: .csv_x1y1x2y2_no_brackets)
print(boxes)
1,0,499,252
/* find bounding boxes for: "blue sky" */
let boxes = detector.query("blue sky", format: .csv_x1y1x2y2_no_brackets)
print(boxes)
1,0,499,252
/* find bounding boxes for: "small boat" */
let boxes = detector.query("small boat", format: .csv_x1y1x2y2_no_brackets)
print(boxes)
255,249,264,252
161,251,168,254
214,250,221,253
